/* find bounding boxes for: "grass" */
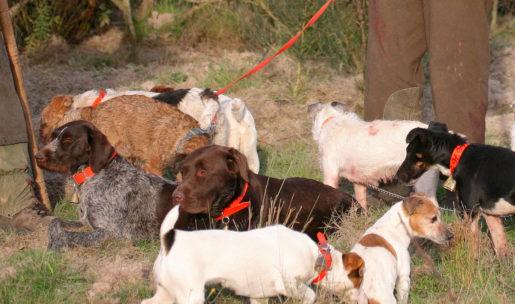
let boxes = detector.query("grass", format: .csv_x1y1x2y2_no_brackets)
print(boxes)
200,60,264,92
0,250,89,304
259,141,321,180
154,68,188,85
53,199,79,221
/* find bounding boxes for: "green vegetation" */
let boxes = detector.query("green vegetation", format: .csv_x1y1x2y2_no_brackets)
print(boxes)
0,250,89,304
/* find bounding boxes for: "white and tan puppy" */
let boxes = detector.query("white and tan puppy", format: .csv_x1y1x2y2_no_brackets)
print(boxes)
144,205,365,304
308,101,439,211
351,193,453,304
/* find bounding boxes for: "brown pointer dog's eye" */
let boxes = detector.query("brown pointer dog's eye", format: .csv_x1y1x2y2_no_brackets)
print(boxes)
197,169,207,177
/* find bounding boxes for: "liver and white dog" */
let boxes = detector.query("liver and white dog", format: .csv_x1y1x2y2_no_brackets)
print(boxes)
350,193,452,304
172,145,356,240
35,121,177,250
396,125,515,257
308,102,439,211
144,205,365,304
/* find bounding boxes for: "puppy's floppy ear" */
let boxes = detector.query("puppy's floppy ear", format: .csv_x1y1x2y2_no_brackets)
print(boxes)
342,252,365,288
406,127,430,145
330,101,348,112
428,121,448,133
226,147,250,182
402,193,425,215
85,122,114,172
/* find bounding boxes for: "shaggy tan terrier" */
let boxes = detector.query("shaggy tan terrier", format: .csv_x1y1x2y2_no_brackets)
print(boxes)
39,94,208,176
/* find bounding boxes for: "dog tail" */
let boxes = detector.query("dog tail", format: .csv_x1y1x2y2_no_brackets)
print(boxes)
160,205,180,254
161,205,180,238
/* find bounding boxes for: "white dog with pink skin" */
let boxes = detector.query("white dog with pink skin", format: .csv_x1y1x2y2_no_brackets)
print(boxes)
308,101,440,212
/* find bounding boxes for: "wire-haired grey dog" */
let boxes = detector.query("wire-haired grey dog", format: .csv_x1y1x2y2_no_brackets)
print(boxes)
36,120,177,250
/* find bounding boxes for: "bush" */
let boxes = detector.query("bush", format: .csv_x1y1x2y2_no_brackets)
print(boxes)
12,0,113,49
168,0,368,73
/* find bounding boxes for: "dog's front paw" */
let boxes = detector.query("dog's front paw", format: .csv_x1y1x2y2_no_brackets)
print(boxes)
47,218,68,251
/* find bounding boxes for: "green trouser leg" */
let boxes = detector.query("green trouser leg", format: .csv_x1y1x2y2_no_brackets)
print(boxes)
0,143,35,217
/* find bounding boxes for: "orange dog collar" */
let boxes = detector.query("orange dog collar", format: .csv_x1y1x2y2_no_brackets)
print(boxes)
215,182,251,223
312,232,332,284
449,144,469,175
72,152,118,185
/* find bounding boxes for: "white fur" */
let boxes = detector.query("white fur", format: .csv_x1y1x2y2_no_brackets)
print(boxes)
218,95,260,173
144,206,359,304
70,88,260,173
72,89,159,109
351,199,449,304
310,102,439,209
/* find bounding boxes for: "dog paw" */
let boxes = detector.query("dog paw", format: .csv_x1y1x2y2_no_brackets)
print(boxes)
47,218,68,251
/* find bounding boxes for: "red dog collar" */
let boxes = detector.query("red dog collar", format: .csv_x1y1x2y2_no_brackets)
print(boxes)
91,89,107,109
312,232,333,284
72,152,117,185
215,182,251,223
449,144,469,175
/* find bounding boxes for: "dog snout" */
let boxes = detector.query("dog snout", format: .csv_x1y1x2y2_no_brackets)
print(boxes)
172,190,185,204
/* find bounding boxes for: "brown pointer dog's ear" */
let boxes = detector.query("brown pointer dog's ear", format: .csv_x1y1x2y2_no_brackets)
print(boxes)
84,122,115,173
226,147,250,183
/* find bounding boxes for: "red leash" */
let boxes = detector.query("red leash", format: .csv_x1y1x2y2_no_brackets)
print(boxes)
215,0,335,96
91,89,107,109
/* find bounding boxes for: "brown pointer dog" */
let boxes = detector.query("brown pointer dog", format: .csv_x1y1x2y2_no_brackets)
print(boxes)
172,145,356,240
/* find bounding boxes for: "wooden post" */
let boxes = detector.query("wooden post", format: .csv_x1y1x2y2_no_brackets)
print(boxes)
0,0,52,211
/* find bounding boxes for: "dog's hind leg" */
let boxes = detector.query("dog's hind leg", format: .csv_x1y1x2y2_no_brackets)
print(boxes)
353,184,368,212
483,214,508,257
469,212,481,259
48,218,109,250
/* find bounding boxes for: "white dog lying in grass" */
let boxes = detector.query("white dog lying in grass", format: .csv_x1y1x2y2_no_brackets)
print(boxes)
71,87,260,173
309,101,440,211
143,205,365,304
350,193,453,304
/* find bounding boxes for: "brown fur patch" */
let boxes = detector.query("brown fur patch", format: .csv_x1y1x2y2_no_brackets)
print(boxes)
150,85,175,93
368,299,381,304
359,233,397,258
40,95,208,176
40,95,74,143
343,252,365,288
402,193,439,235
